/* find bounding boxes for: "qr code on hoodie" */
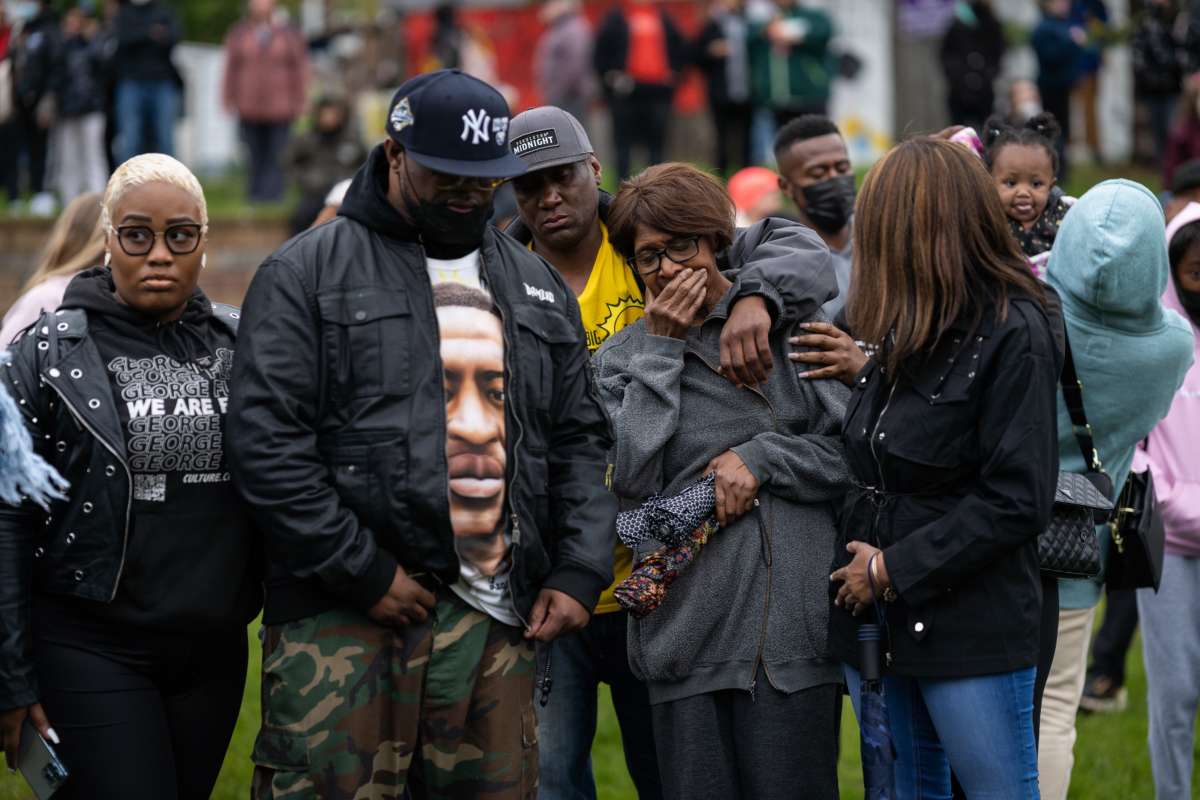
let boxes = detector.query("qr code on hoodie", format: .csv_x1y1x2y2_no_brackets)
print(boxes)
133,474,166,502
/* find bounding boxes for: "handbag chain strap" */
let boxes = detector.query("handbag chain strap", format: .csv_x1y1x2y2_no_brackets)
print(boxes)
1059,331,1106,476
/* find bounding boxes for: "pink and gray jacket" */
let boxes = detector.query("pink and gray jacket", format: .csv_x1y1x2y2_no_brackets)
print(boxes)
1140,202,1200,557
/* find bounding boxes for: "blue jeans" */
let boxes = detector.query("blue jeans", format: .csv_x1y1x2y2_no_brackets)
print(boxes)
845,664,1040,800
115,79,179,163
239,120,291,203
537,611,662,800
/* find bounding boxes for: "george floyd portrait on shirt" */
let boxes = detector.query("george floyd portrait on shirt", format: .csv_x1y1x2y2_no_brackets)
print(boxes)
434,281,509,576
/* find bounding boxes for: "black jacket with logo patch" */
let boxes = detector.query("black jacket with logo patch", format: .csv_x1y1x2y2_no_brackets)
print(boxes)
228,145,618,625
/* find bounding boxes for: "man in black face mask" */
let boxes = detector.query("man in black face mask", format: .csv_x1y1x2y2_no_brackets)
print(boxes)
774,115,873,386
774,114,855,320
229,70,619,797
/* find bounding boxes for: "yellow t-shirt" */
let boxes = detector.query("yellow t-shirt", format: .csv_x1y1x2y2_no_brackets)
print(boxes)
534,224,644,613
577,224,646,354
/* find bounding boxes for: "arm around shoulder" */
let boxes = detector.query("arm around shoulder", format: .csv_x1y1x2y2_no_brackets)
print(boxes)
728,218,836,329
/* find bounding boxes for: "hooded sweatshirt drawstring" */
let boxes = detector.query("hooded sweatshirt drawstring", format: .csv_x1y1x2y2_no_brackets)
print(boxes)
155,319,215,370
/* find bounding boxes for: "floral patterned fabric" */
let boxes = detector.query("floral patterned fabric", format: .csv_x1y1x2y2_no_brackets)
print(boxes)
613,519,719,619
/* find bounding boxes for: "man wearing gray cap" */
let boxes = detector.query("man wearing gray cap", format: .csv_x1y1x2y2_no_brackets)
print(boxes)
506,104,836,800
230,71,616,799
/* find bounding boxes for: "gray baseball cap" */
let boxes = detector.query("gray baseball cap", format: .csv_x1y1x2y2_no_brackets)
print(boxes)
508,106,594,172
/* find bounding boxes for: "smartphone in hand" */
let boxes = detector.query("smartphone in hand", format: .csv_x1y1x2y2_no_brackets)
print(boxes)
17,717,68,800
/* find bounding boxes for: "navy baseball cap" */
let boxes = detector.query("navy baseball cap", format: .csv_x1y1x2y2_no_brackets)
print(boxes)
385,69,528,180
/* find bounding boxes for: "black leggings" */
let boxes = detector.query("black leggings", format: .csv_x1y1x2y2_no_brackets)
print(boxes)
32,602,247,800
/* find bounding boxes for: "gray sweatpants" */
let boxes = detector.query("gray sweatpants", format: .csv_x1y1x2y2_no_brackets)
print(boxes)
650,674,841,800
1138,553,1200,800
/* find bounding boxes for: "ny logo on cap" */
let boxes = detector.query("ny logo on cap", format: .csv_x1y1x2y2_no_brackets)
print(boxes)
461,109,511,147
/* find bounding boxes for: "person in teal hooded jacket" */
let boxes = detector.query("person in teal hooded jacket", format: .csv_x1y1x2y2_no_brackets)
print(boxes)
1037,179,1194,800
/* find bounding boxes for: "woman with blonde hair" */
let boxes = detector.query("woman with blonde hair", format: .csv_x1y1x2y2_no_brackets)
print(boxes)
0,154,260,799
0,192,105,344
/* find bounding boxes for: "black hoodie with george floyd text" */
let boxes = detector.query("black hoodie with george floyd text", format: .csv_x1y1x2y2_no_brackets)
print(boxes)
42,268,261,632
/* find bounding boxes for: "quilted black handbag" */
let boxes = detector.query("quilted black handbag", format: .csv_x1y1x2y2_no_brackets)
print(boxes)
1038,339,1113,579
1105,460,1165,591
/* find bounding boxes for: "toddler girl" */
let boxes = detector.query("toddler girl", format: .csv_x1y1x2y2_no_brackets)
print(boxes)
984,113,1074,273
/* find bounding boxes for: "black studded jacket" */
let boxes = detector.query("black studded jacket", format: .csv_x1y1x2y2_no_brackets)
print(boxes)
0,270,261,710
829,295,1063,678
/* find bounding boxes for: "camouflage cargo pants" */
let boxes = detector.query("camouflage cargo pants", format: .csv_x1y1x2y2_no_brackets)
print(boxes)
251,592,538,800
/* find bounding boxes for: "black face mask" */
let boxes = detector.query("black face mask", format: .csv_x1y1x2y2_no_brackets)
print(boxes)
410,197,493,258
402,157,494,258
801,173,856,235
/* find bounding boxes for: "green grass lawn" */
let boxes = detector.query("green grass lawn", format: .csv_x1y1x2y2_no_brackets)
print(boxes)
0,611,1185,799
0,171,294,223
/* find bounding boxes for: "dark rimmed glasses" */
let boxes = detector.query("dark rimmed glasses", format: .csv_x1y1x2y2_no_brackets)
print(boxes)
627,236,700,276
397,145,506,193
429,172,506,193
111,224,205,257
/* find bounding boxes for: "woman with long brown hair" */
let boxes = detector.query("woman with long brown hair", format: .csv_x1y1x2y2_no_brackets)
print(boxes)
828,138,1059,798
0,192,105,344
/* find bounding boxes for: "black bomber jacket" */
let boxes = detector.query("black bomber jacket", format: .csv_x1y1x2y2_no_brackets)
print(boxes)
228,146,621,625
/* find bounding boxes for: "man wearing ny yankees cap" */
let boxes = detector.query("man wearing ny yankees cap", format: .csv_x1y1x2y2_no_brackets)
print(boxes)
505,105,838,800
228,70,616,799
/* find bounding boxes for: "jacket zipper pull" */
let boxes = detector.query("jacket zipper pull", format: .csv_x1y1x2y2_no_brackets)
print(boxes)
886,651,893,668
754,500,771,566
511,512,521,543
539,651,553,707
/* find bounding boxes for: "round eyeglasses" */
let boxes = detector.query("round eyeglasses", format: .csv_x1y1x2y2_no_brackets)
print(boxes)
627,236,701,276
111,224,205,257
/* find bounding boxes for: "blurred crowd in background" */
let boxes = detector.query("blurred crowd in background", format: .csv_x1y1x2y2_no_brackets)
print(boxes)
0,0,1194,229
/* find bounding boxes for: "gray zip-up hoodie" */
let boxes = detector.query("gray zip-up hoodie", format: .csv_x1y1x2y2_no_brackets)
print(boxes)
593,270,850,704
